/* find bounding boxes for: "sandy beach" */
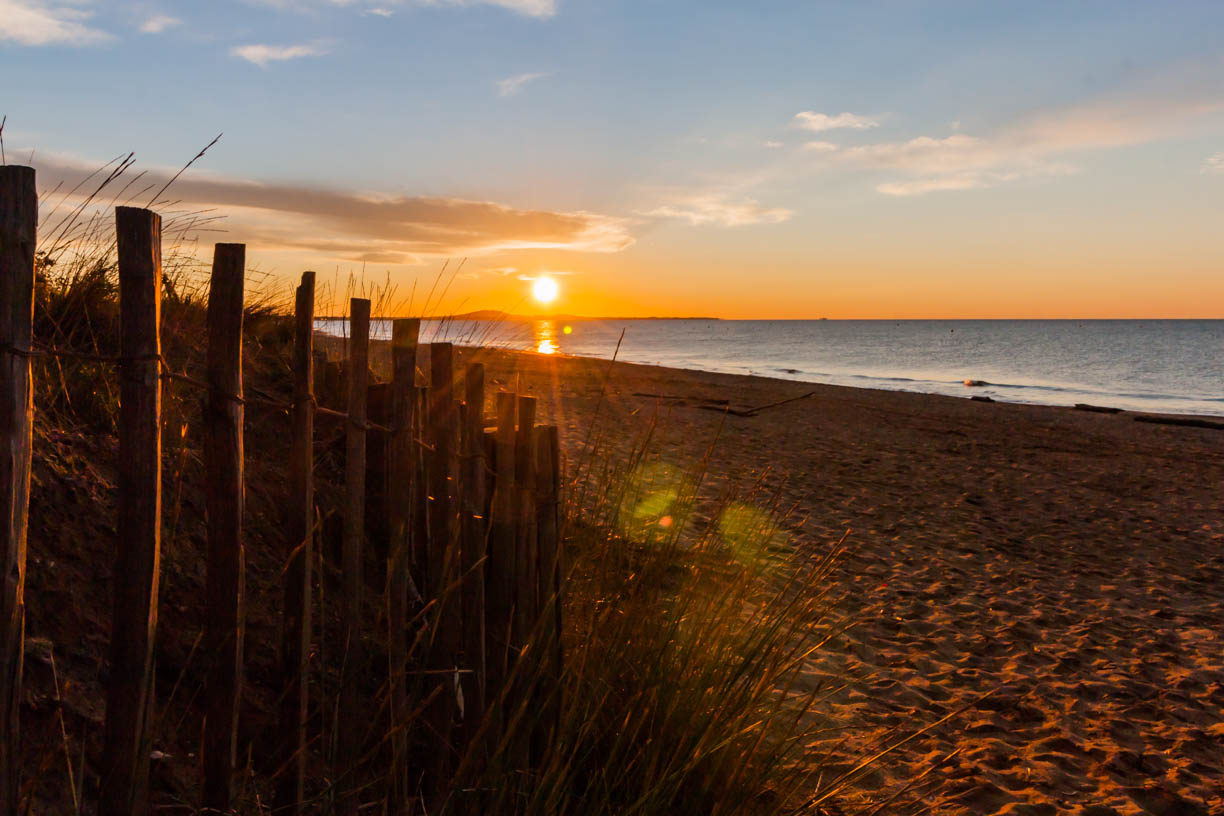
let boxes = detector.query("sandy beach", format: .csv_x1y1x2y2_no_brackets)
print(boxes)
425,345,1224,816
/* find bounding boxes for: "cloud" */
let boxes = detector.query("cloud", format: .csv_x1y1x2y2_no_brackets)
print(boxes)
425,0,556,18
0,0,110,46
27,151,634,263
496,71,548,97
802,140,838,153
875,176,997,197
793,111,879,133
249,0,557,17
231,41,329,66
763,140,784,149
844,134,994,172
843,133,1079,196
1203,153,1224,174
641,193,792,227
834,76,1224,195
139,13,181,33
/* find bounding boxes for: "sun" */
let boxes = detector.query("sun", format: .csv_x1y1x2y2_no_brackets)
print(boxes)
532,277,559,304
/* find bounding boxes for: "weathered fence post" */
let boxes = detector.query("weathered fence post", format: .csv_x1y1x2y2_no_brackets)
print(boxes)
411,384,430,599
0,165,36,816
202,244,246,813
276,270,315,816
533,425,562,758
337,298,370,816
460,364,487,749
486,392,517,733
425,343,459,805
512,396,538,655
509,396,537,768
387,318,419,812
100,206,163,816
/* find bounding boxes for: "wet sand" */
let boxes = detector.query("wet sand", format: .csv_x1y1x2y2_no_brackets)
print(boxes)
437,345,1224,816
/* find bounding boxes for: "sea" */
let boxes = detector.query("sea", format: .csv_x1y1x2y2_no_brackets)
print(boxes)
316,318,1224,417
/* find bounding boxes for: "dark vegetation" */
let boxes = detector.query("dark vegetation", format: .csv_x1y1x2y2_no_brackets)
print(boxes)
18,159,868,814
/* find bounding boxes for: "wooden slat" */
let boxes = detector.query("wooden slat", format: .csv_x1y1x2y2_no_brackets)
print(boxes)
201,244,246,813
425,343,459,806
460,364,487,750
100,206,163,816
275,271,315,815
512,396,538,654
337,298,370,816
533,425,562,758
0,165,35,815
508,396,537,770
411,386,430,600
485,392,517,734
386,318,419,812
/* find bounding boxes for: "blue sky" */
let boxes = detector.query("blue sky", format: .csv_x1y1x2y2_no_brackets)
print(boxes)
3,0,1224,317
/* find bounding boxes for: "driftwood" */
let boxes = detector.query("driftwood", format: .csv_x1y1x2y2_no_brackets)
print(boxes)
697,390,816,418
631,391,729,405
1134,416,1223,431
1075,403,1122,414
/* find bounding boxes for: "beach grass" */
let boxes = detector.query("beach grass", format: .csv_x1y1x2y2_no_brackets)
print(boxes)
17,155,879,814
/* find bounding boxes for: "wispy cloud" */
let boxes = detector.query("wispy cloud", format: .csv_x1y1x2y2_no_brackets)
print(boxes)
497,71,548,97
28,150,633,264
231,41,329,66
763,140,784,149
1201,152,1224,174
802,140,838,153
426,0,556,18
249,0,557,18
641,192,792,227
0,0,110,46
833,74,1224,196
793,111,879,133
139,13,181,33
842,131,1080,196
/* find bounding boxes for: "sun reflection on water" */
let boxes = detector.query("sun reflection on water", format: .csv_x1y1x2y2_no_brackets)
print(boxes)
535,319,559,354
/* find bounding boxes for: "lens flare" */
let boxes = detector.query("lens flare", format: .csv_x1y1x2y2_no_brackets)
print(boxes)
718,502,787,568
618,461,685,541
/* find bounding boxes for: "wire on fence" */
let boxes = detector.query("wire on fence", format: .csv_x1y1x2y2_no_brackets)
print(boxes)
4,340,425,437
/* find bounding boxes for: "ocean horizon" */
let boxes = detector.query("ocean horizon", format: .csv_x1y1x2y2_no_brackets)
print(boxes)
316,317,1224,417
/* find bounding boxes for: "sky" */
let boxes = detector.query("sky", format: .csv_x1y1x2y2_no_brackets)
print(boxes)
3,0,1224,318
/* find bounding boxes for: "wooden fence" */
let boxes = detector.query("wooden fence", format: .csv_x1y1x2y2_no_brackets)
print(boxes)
0,166,564,814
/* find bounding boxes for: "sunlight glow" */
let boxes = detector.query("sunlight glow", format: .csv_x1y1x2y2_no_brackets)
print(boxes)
533,277,559,304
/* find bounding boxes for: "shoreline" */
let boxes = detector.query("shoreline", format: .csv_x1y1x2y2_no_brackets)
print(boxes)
324,332,1224,423
532,349,1224,421
316,326,1224,419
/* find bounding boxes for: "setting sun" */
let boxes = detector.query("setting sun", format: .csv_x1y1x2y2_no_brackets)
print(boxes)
532,277,559,305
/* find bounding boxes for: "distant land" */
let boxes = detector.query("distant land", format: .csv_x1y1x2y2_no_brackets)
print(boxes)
444,310,724,322
315,311,723,322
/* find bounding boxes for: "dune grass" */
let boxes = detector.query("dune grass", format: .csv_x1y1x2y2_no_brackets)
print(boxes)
20,153,884,815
